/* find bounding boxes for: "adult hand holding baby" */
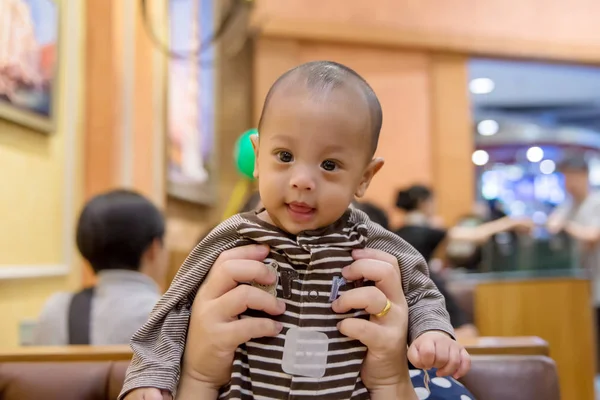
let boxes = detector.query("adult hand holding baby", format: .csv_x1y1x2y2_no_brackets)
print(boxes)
331,248,417,399
125,244,284,400
332,248,470,398
179,244,285,398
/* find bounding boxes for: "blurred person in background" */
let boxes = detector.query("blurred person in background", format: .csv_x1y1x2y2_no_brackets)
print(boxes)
355,200,478,339
394,185,533,271
32,190,167,345
546,157,600,364
353,201,390,229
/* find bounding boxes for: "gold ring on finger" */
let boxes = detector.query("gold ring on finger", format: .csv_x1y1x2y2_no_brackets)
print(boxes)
373,298,392,318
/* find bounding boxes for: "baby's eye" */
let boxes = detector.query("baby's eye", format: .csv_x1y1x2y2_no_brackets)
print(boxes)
321,160,337,171
278,151,293,163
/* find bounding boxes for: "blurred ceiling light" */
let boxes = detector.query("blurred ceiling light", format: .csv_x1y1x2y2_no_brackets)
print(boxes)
469,78,495,94
510,200,526,217
526,146,544,163
506,165,524,181
590,158,600,186
472,150,489,166
532,211,547,224
539,159,556,175
477,119,499,136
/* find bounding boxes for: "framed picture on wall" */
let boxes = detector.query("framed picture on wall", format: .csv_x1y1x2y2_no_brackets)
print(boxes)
166,0,217,205
0,0,59,133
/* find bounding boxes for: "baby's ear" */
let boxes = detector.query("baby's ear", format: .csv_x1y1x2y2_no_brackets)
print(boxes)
355,158,384,198
250,133,259,179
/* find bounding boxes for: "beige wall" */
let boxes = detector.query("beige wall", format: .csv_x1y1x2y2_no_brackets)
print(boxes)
0,0,84,347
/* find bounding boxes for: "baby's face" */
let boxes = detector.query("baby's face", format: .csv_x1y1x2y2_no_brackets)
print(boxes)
254,86,383,234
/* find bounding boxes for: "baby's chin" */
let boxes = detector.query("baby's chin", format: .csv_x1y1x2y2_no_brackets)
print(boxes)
259,208,327,235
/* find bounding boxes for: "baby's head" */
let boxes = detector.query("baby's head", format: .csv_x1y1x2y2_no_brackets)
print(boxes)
252,61,384,234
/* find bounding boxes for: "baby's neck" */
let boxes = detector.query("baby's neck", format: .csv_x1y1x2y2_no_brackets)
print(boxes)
256,209,277,226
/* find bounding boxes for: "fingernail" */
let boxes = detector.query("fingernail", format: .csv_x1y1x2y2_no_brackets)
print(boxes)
277,299,286,310
275,321,283,331
352,249,365,256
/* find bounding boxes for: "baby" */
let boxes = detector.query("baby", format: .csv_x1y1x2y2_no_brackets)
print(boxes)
120,61,469,399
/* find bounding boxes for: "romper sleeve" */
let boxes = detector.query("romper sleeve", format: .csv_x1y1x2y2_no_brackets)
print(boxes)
354,210,455,344
119,215,247,399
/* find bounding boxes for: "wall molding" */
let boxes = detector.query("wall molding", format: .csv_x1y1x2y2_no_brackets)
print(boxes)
0,0,81,280
250,15,600,65
0,265,70,280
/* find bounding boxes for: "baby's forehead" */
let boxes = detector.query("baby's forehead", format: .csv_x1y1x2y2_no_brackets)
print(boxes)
275,75,367,102
267,81,371,122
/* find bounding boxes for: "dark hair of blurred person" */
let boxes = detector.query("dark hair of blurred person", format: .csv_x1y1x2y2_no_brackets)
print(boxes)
396,184,434,213
76,189,166,274
32,189,166,346
556,155,590,203
353,201,389,230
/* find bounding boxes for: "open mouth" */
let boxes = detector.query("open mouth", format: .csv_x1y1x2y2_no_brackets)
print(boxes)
286,202,316,221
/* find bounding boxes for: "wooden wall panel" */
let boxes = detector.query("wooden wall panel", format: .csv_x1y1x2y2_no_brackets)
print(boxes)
253,38,301,123
429,55,473,226
476,278,596,400
84,0,123,200
252,0,600,63
132,0,160,200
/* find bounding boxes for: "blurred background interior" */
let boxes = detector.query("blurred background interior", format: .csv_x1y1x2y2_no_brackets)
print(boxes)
2,0,600,399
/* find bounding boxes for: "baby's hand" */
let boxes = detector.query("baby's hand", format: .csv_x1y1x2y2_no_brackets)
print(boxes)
123,388,172,400
407,331,471,379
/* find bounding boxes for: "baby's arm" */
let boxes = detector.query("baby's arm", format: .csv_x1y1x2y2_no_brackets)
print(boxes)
365,222,453,342
365,221,470,377
118,216,246,400
122,388,171,400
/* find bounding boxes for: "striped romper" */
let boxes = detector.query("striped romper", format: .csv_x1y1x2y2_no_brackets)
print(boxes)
120,207,453,399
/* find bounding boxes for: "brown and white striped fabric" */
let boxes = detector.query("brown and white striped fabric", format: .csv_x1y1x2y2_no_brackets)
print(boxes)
119,208,453,400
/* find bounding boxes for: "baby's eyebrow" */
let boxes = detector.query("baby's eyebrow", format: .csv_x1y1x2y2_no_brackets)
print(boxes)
321,144,346,154
266,134,294,145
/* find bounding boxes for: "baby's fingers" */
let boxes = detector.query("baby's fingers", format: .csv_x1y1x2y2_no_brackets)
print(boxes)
436,345,461,377
415,339,436,369
407,344,425,369
124,388,168,400
453,348,472,379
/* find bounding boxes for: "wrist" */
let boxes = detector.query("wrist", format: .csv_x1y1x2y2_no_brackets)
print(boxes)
370,381,418,400
176,372,220,400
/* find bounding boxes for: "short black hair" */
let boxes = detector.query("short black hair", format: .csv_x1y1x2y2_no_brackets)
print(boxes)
396,185,433,212
557,156,589,173
257,61,383,155
354,201,390,230
76,189,165,273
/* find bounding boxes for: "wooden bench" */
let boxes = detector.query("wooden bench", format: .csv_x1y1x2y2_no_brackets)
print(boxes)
0,336,548,363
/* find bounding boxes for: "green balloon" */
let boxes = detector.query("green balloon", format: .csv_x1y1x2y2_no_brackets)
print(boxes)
234,129,258,180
